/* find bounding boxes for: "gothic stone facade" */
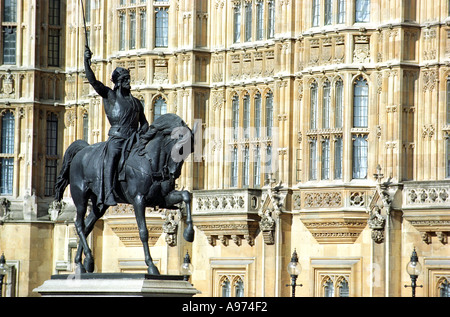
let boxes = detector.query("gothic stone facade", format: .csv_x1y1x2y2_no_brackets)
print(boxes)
0,0,449,297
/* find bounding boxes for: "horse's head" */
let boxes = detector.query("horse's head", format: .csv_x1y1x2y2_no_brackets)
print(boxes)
166,122,196,179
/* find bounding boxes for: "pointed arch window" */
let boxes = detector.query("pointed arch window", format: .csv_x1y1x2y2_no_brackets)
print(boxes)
232,94,239,140
265,91,273,137
155,8,168,47
335,79,344,128
254,92,262,138
268,0,275,39
221,277,231,297
323,277,334,297
234,277,245,297
322,81,331,129
338,277,350,297
439,279,450,297
45,113,59,197
353,77,369,128
233,3,241,43
231,146,238,188
153,96,167,121
310,82,318,130
243,93,250,139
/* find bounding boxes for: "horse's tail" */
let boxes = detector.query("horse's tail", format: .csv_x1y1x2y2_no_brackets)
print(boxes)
54,140,89,202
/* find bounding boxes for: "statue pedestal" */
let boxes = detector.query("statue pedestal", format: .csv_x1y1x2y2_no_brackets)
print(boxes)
34,273,200,297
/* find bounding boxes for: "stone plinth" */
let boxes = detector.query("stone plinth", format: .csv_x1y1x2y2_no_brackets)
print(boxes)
34,273,200,297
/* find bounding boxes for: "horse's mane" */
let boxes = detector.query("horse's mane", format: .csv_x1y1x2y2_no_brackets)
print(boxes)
142,113,188,141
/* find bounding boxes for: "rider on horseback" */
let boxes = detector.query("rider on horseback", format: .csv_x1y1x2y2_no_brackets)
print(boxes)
84,46,149,206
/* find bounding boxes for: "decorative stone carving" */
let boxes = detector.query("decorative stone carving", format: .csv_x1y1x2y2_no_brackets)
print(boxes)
304,192,342,208
193,189,261,247
403,181,450,245
154,59,169,84
48,200,66,221
350,192,366,207
302,219,367,244
367,206,385,243
0,198,11,223
162,210,178,247
106,204,165,247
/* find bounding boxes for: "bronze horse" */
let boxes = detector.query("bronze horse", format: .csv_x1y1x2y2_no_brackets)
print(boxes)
54,113,196,275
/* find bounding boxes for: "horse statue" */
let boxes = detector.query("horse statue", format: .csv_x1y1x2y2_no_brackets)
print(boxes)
54,113,196,275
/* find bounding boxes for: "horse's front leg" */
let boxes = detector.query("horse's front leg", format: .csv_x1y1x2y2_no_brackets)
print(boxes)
134,195,160,275
165,190,194,242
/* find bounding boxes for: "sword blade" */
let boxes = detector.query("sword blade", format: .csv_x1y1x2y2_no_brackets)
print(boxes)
80,0,89,48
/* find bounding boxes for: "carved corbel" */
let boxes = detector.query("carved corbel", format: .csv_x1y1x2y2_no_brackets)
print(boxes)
368,206,386,243
421,232,432,244
436,231,448,244
259,208,276,245
162,210,178,247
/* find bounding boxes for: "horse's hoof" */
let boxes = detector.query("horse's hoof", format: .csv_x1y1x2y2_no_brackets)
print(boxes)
148,264,160,275
83,256,95,273
183,225,194,243
75,264,86,274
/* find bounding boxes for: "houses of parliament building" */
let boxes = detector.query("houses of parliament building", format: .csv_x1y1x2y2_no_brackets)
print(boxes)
0,0,449,297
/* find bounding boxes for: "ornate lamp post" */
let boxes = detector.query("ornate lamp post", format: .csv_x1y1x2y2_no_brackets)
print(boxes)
404,248,423,297
180,251,193,282
0,253,9,297
286,249,302,297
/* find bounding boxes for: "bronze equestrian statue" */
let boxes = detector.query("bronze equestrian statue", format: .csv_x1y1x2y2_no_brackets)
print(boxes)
54,46,195,275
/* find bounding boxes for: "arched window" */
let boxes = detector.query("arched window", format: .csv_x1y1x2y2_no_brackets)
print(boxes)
268,1,275,39
0,111,14,195
310,82,318,130
338,277,350,297
233,3,241,43
1,111,14,154
322,80,331,129
243,93,250,139
242,146,249,187
323,277,334,297
244,1,252,42
335,79,344,128
221,277,231,297
353,77,368,128
232,94,239,140
234,277,245,297
231,146,238,188
321,138,330,180
439,278,450,297
155,8,168,47
254,92,262,138
45,112,58,197
153,96,167,121
265,91,273,137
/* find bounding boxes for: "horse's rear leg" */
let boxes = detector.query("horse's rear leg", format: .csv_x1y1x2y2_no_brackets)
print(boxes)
74,196,107,273
134,195,160,275
73,193,95,273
